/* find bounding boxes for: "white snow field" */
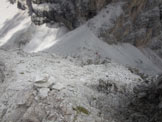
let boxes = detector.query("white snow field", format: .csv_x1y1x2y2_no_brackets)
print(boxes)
0,0,31,47
0,0,68,51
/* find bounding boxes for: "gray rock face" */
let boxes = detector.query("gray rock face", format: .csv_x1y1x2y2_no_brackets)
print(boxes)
16,0,112,29
102,0,161,44
91,0,162,59
128,74,162,122
0,61,5,83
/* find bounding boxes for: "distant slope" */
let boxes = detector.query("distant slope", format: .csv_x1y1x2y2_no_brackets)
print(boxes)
0,0,161,75
44,26,162,75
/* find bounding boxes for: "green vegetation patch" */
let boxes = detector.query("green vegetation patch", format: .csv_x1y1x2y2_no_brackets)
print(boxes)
73,106,90,115
20,72,24,74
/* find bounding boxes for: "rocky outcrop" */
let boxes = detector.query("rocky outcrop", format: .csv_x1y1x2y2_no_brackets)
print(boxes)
128,74,162,122
101,0,161,45
0,61,5,83
15,0,112,29
92,0,162,59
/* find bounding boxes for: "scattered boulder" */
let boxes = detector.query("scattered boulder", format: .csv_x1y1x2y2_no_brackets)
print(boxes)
97,79,118,94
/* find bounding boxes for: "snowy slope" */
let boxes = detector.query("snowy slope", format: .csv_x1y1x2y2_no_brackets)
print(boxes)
0,0,19,29
22,24,68,52
0,0,31,48
0,0,68,51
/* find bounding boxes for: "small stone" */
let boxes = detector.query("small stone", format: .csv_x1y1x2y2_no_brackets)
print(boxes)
34,81,55,88
52,82,65,90
34,74,49,84
159,102,162,109
38,88,50,98
34,75,55,88
137,92,147,99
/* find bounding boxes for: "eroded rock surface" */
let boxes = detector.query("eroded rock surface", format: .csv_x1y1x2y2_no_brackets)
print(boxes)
0,61,5,83
0,50,143,122
1,1,162,122
14,0,112,29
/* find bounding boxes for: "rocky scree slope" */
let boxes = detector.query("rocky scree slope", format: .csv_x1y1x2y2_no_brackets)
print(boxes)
0,50,140,122
1,49,161,122
0,0,162,122
0,49,162,122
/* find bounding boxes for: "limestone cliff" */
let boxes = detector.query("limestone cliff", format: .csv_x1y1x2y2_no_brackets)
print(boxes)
14,0,112,29
13,0,162,56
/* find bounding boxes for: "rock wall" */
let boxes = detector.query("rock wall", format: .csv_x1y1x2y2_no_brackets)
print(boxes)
0,61,5,83
98,0,162,58
13,0,162,56
101,0,160,44
15,0,111,29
